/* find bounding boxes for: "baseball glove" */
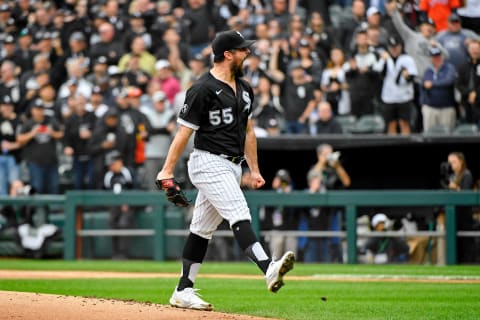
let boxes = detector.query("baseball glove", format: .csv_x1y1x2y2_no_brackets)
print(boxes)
156,178,190,207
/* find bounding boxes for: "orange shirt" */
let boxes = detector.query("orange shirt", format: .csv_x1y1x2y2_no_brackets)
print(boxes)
419,0,461,31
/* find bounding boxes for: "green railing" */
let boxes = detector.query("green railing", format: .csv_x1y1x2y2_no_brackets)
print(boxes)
2,190,479,264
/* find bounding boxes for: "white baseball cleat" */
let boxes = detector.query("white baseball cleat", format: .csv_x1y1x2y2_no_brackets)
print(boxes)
169,287,213,311
265,251,295,293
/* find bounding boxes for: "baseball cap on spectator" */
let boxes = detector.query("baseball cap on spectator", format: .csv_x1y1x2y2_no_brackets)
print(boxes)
387,36,402,47
366,6,380,18
0,4,9,12
1,95,14,106
420,17,436,27
127,86,142,98
69,31,86,42
429,46,442,56
19,28,31,37
66,77,79,86
4,34,15,44
32,98,45,109
104,107,119,118
94,55,108,65
152,91,167,102
299,38,309,47
448,13,461,23
155,59,170,70
105,150,123,166
129,12,143,19
211,30,255,59
371,213,388,228
92,86,102,94
287,59,303,73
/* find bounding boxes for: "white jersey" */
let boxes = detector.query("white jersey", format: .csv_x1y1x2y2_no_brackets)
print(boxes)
380,54,418,104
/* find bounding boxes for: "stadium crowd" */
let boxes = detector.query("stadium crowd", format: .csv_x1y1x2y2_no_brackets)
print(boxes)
0,0,479,194
0,0,477,193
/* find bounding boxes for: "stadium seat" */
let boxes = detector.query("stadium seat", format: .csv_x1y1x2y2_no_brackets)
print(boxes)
423,124,451,135
452,124,478,136
350,114,385,133
335,115,357,133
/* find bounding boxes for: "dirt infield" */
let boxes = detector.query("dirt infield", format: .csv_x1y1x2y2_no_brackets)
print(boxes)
0,270,278,320
1,270,479,320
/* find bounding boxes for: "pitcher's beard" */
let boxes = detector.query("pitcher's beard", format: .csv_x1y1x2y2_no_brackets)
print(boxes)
232,61,245,78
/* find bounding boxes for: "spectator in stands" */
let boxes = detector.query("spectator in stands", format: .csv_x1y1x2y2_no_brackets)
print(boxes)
306,144,351,262
263,169,299,259
142,91,176,190
312,101,343,135
86,86,110,119
121,54,152,93
0,96,21,195
124,12,152,52
419,0,461,32
349,6,389,53
87,107,128,189
155,27,193,71
85,56,109,87
343,29,382,118
280,60,316,134
339,0,366,55
13,28,35,74
63,94,97,190
321,47,350,116
456,40,480,125
173,0,226,56
305,12,338,66
0,35,16,65
457,0,480,33
378,36,418,135
152,59,182,104
103,150,135,260
296,38,324,86
101,0,128,39
390,0,449,81
436,13,480,71
0,60,21,112
421,46,457,132
445,151,476,263
265,0,291,31
18,54,51,114
118,36,157,77
17,99,64,194
90,22,125,66
364,213,410,264
252,75,285,133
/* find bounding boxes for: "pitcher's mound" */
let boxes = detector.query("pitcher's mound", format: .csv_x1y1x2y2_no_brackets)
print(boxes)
0,291,272,320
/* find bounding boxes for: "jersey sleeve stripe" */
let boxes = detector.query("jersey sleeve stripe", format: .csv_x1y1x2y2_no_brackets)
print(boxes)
178,118,199,131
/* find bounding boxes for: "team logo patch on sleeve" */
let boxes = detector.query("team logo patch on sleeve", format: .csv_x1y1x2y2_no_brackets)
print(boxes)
242,91,251,113
180,103,190,115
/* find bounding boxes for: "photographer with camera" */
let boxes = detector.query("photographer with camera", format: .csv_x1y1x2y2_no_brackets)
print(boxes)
440,152,476,263
304,144,351,262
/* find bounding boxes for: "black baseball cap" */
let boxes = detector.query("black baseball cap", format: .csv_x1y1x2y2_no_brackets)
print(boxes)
421,17,436,27
429,46,442,56
212,30,255,59
387,36,402,47
448,13,461,23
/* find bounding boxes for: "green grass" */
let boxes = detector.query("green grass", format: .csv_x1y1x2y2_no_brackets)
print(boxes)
1,260,480,320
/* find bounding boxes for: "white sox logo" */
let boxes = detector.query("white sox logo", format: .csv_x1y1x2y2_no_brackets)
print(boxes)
242,91,251,113
180,103,190,114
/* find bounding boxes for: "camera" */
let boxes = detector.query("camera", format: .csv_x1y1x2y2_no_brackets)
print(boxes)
16,184,36,196
326,151,341,166
440,161,453,188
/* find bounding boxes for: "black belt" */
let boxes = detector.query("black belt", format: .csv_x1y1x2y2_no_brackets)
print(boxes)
219,154,245,165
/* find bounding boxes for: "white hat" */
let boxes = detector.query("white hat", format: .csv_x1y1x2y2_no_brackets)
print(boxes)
155,59,170,70
152,91,167,102
371,213,388,228
367,6,380,18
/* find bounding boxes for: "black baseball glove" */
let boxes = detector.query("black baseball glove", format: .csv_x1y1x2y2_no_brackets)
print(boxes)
156,178,190,207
